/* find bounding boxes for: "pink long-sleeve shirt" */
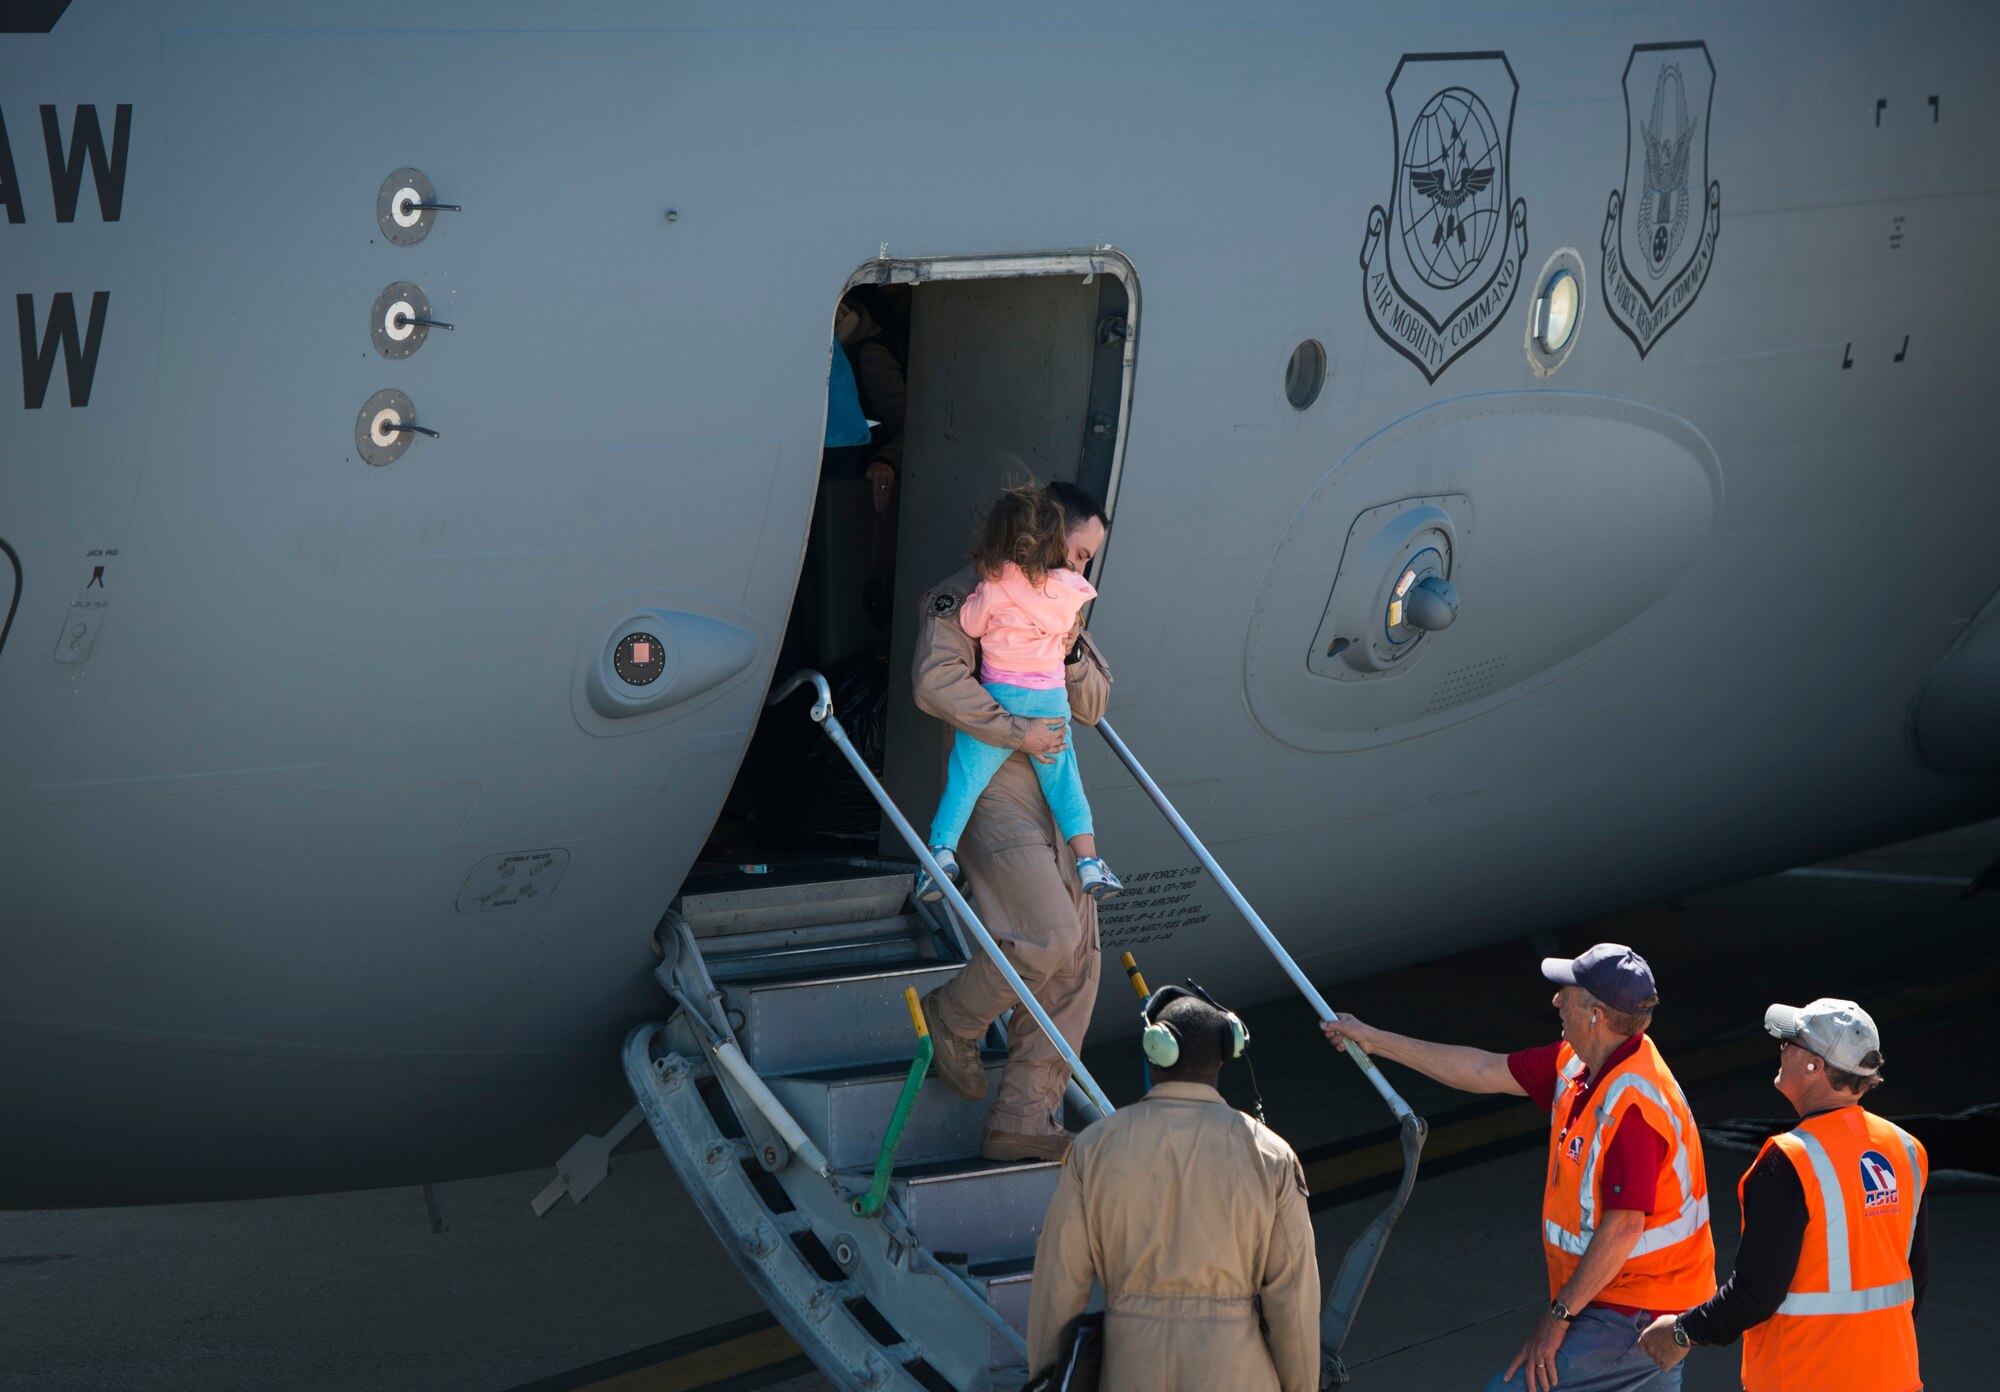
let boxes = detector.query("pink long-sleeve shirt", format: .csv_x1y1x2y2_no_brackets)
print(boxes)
958,563,1097,689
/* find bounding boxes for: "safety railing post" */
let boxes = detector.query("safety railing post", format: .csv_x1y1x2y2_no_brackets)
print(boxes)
1091,720,1415,1118
1089,716,1428,1386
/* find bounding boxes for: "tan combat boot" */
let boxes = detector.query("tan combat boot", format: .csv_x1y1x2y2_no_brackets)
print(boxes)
921,990,988,1101
980,1128,1074,1163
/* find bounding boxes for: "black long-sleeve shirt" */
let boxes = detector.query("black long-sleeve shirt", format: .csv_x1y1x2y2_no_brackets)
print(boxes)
1679,1116,1930,1346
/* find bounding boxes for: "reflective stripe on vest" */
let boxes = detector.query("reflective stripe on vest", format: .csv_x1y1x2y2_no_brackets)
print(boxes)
1544,1068,1704,1256
1777,1279,1916,1316
1544,1194,1712,1257
1773,1125,1921,1317
1888,1119,1926,1259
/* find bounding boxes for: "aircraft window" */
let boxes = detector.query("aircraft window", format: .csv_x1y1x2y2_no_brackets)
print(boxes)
1525,249,1587,378
1285,339,1327,410
1536,271,1580,354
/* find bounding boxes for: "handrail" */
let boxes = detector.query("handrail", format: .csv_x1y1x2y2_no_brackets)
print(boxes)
1092,718,1414,1120
1090,716,1428,1386
767,670,1117,1120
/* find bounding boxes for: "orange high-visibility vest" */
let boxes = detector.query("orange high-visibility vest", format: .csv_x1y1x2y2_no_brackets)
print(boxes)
1740,1106,1927,1392
1541,1035,1715,1310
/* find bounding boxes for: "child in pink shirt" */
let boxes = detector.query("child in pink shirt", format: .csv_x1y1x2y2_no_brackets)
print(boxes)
920,487,1120,904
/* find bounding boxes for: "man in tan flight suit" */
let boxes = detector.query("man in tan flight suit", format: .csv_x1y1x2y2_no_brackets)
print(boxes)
918,482,1112,1163
1027,990,1321,1391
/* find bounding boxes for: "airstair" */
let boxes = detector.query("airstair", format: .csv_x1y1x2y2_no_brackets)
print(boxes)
549,670,1427,1391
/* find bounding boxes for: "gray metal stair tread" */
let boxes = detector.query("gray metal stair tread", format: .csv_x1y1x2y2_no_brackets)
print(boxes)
775,1047,1004,1086
968,1255,1036,1279
887,1154,1062,1182
728,961,967,1075
678,856,912,896
699,912,926,955
703,936,928,981
891,1154,1062,1267
732,960,962,992
765,1049,1007,1169
679,866,918,937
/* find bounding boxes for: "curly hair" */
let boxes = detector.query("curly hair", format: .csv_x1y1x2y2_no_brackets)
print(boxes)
968,481,1070,587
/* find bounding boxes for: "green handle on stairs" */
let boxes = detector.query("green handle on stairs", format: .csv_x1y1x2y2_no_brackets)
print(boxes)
853,987,936,1218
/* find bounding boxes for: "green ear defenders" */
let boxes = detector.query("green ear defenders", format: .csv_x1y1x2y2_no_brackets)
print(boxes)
1140,979,1249,1068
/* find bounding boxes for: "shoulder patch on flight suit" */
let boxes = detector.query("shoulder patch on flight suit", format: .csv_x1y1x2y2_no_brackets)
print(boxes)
1292,1156,1310,1197
929,591,959,617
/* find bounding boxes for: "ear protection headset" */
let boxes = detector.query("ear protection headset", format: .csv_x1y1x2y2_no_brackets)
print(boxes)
1141,980,1249,1068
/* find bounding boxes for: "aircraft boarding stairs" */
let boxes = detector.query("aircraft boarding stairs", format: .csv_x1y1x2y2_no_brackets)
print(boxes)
549,671,1428,1392
629,865,1054,1390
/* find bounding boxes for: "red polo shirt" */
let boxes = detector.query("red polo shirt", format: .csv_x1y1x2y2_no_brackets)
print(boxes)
1508,1034,1669,1318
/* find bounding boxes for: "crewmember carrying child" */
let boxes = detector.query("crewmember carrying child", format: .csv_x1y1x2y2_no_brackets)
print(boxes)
917,483,1121,904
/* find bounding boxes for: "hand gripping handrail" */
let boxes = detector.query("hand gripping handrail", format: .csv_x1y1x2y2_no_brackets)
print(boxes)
1091,716,1428,1386
766,670,1117,1120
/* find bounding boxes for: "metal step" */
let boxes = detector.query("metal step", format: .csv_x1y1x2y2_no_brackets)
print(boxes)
971,1258,1035,1369
892,1156,1063,1264
700,912,927,960
765,1052,1005,1171
725,962,963,1076
679,870,917,938
703,921,931,983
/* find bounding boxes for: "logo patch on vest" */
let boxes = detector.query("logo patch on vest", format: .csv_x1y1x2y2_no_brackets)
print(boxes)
1859,1150,1901,1211
1564,1134,1585,1164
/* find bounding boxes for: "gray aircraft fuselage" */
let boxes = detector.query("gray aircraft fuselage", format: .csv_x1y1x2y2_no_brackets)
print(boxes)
3,2,1997,1206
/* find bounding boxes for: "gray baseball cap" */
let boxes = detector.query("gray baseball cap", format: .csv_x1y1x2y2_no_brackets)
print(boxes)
1764,998,1882,1074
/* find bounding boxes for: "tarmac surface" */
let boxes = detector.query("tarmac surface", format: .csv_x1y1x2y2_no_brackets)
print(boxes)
5,821,1997,1391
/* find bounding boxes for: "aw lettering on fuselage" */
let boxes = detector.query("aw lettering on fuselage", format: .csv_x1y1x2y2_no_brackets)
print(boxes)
1,103,129,408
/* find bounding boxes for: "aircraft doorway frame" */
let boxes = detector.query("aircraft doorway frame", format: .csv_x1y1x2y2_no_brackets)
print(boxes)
837,247,1141,578
700,249,1141,872
845,248,1140,862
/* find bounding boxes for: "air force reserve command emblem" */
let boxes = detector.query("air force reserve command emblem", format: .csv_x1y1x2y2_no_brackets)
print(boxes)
1360,52,1531,383
1602,43,1721,358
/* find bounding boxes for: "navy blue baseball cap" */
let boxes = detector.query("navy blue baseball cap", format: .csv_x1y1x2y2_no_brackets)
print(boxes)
1541,943,1658,1014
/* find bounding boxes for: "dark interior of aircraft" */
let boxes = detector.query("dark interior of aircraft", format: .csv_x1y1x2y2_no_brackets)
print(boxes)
689,270,1129,889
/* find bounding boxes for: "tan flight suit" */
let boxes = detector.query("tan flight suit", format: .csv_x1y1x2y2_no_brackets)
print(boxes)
913,566,1111,1138
1027,1082,1321,1392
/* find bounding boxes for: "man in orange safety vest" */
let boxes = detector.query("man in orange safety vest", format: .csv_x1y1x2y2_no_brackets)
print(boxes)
1325,943,1714,1392
1638,998,1928,1392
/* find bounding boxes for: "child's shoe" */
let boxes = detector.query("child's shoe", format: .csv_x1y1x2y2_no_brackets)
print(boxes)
1075,856,1122,901
914,846,961,903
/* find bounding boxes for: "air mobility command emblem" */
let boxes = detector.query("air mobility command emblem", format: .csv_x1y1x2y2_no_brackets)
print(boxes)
1360,52,1531,383
1602,43,1722,358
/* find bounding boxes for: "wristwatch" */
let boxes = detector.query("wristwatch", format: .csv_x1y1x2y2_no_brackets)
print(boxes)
1548,1299,1577,1323
1671,1317,1691,1349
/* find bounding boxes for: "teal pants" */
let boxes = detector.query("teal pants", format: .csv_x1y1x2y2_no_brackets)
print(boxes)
928,683,1092,850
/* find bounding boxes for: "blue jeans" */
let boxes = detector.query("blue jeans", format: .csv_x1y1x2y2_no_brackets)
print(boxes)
1481,1309,1681,1392
928,683,1092,850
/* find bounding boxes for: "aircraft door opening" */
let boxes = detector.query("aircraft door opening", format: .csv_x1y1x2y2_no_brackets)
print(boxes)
691,252,1136,883
878,262,1134,842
